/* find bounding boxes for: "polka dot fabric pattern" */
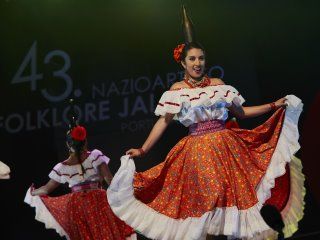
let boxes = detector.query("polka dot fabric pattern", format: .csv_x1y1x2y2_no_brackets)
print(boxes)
40,189,134,240
134,109,285,219
107,95,304,239
107,95,304,240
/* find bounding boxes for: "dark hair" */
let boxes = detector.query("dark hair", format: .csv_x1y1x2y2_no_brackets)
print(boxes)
181,42,205,62
66,131,87,174
73,140,87,175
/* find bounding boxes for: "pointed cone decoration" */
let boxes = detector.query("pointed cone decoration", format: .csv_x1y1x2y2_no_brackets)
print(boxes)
182,5,196,43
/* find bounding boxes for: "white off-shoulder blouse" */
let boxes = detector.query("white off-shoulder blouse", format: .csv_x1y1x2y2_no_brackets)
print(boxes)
154,85,245,127
48,149,110,187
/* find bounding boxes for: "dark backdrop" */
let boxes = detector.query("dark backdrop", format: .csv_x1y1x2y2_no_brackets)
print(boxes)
1,0,319,239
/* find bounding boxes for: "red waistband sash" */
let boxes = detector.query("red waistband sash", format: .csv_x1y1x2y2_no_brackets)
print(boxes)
71,181,101,192
188,120,225,136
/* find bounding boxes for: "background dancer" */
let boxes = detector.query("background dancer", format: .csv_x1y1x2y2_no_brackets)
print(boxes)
25,108,135,240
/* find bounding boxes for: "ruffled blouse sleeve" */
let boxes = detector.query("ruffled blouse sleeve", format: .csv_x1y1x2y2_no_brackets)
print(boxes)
154,85,245,117
154,90,182,116
48,163,66,184
90,149,110,170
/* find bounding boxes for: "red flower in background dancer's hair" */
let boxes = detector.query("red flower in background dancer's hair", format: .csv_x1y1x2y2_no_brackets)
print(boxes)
173,44,185,63
71,126,87,141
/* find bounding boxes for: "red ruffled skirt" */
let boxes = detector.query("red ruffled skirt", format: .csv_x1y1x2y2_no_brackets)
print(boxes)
107,106,305,240
25,189,135,240
134,109,285,216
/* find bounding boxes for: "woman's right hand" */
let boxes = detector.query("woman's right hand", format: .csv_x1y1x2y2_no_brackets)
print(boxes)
126,148,143,158
29,180,59,196
30,183,43,196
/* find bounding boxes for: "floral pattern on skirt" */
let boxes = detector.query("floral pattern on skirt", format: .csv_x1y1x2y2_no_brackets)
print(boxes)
134,109,285,219
41,189,134,240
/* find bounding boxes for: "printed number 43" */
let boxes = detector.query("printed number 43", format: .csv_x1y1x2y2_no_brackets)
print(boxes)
11,41,73,102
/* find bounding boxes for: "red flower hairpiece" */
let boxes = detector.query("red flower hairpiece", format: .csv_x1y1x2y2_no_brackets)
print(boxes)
71,126,87,141
173,43,185,63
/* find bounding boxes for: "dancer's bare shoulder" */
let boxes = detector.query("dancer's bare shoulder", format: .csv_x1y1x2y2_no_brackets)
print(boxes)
210,78,225,86
169,81,190,90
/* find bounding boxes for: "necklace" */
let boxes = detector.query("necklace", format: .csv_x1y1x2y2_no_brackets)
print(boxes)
184,74,211,88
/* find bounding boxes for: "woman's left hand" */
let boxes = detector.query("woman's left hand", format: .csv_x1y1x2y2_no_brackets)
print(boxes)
274,97,287,108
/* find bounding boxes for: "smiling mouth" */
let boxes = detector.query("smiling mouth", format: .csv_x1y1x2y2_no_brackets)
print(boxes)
193,67,202,74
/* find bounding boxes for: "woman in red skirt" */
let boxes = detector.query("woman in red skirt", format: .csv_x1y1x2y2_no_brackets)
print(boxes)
25,124,136,240
106,7,305,240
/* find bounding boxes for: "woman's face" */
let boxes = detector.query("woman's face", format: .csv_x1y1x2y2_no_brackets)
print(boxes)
181,48,205,79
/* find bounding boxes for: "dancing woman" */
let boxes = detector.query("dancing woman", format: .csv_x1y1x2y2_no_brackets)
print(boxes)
107,6,305,240
25,121,136,240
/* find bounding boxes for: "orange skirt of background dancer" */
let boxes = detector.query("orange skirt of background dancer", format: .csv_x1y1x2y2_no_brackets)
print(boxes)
41,189,134,240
